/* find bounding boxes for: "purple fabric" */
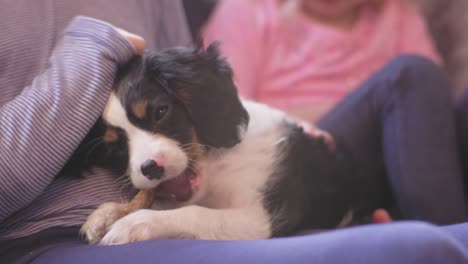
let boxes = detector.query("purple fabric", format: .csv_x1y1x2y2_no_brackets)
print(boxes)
4,222,468,264
0,0,191,240
0,15,134,235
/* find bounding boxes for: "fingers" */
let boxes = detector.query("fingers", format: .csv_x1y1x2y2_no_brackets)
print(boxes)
309,129,336,151
116,28,146,55
295,119,336,151
372,209,393,224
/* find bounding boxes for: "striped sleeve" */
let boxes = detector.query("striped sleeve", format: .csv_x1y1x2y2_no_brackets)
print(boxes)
0,16,136,222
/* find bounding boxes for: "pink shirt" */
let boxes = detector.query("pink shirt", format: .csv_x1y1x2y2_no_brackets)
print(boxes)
203,0,440,120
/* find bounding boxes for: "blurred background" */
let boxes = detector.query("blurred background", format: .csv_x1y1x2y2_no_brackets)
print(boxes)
183,0,468,98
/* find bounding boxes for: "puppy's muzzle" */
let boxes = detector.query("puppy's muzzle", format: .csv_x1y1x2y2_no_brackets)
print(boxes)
140,159,165,180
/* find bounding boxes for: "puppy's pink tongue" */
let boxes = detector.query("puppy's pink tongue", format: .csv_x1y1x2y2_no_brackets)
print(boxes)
155,172,192,202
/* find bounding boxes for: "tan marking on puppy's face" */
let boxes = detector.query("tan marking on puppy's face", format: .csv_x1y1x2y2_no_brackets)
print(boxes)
185,128,206,164
103,127,119,143
131,100,148,119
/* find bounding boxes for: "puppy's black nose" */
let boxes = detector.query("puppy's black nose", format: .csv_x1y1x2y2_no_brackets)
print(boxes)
140,160,164,180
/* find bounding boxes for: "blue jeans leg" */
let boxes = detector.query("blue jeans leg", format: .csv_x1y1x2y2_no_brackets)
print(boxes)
318,55,467,224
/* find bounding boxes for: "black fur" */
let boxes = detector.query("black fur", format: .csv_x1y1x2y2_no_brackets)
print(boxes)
59,43,391,236
263,122,382,237
61,43,249,178
114,42,249,149
59,119,129,178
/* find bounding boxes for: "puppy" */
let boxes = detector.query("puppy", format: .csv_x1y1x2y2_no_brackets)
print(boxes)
64,43,382,244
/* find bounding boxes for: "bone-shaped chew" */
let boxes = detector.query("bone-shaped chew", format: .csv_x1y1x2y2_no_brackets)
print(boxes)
116,189,155,219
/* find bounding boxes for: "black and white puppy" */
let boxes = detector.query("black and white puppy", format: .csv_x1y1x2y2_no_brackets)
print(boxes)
68,43,377,245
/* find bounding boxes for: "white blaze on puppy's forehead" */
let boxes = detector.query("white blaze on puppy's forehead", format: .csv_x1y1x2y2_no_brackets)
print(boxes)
102,92,190,190
129,130,189,189
103,93,133,132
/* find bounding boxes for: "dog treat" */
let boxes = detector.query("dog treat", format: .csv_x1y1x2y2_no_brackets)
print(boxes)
126,190,155,212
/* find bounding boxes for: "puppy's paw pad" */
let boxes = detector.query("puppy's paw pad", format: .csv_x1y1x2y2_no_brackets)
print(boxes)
81,202,127,244
99,210,159,245
101,222,154,245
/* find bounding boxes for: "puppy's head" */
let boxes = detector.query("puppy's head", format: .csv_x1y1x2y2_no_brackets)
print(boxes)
101,43,248,200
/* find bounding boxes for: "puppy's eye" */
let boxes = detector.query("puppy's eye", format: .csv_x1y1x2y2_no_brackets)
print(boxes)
154,105,169,121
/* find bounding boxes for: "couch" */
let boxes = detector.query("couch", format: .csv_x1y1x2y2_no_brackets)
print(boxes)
415,0,468,97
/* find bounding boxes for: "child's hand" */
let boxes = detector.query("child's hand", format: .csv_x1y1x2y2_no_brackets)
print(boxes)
116,28,145,55
294,118,336,151
372,209,393,223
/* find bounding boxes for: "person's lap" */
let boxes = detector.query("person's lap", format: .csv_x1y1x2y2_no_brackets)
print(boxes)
23,222,468,264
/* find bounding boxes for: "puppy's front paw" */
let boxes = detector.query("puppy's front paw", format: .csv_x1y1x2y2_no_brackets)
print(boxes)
81,202,128,244
100,209,163,245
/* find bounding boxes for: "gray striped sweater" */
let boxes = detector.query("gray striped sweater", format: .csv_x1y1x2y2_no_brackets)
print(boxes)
0,0,191,240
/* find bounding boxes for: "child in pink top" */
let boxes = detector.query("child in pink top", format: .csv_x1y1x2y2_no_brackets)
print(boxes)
203,0,468,224
203,0,440,120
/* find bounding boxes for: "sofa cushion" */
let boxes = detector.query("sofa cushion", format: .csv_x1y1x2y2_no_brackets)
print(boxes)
414,0,468,96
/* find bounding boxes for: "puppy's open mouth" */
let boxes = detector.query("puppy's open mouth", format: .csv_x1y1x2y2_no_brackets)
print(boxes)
154,170,199,202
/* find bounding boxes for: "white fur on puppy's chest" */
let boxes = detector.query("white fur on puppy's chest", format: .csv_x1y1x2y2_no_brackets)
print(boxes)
196,100,289,209
94,99,295,242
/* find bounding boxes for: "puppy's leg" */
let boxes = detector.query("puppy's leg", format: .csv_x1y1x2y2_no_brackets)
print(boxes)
100,205,272,245
81,190,154,243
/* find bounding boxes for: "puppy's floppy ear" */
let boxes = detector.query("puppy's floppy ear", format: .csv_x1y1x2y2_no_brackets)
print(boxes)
187,42,249,148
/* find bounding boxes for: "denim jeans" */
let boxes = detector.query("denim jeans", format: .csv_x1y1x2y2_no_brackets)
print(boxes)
319,55,467,224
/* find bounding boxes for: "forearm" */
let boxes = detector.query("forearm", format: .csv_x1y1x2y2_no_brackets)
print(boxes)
0,16,135,221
